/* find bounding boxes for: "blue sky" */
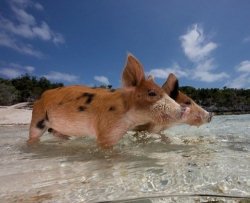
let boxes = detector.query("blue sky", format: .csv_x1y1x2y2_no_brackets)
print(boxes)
0,0,250,88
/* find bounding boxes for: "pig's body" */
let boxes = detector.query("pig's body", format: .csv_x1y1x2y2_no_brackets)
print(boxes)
30,87,143,146
133,73,213,133
28,55,189,148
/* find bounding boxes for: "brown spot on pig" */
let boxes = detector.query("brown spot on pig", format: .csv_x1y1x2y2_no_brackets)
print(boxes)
78,106,87,112
36,119,45,130
77,92,95,104
108,106,116,111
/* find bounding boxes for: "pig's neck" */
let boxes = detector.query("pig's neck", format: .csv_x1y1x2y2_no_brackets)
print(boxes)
125,109,151,130
120,87,152,130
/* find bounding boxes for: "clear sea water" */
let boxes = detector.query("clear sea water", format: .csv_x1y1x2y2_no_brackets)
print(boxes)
0,115,249,203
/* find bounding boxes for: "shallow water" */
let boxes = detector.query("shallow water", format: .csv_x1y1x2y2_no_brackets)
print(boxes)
0,115,249,203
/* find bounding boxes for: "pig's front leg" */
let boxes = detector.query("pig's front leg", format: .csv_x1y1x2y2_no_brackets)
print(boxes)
96,126,128,149
28,101,48,145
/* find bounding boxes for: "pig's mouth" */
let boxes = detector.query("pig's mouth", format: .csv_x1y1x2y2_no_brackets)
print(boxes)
189,112,213,126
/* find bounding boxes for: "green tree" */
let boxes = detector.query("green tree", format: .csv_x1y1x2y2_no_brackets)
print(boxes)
11,74,63,102
0,83,19,105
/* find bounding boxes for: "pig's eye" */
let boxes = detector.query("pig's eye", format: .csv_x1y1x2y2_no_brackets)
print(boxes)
184,100,191,105
148,90,157,97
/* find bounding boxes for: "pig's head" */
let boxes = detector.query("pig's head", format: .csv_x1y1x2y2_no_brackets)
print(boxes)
162,73,213,126
122,54,189,125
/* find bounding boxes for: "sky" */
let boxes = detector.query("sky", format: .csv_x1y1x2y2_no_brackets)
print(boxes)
0,0,250,89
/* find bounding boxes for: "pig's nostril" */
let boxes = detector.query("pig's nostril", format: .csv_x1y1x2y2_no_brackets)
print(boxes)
181,106,186,113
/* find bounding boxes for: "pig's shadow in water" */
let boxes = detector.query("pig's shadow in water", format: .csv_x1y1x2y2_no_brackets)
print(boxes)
19,137,155,165
19,136,196,166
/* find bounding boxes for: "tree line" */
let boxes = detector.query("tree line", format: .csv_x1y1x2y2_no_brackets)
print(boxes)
0,75,249,114
180,86,250,114
0,74,63,105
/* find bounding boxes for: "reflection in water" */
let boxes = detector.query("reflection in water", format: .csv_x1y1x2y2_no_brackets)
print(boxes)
0,115,249,202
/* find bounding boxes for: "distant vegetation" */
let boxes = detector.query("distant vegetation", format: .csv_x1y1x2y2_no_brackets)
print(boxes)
0,74,63,105
0,75,249,114
180,86,250,114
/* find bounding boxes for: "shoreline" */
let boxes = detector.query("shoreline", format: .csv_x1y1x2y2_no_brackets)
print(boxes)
0,103,250,126
0,102,32,126
214,111,250,115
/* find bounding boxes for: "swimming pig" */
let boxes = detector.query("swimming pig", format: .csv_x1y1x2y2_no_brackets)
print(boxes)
28,54,190,148
134,73,213,133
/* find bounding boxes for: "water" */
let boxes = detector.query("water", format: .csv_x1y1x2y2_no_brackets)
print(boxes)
0,115,249,203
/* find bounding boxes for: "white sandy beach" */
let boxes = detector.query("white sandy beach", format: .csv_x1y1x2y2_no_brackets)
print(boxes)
0,102,32,125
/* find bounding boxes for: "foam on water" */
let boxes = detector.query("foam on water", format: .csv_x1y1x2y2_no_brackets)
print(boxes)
0,115,249,202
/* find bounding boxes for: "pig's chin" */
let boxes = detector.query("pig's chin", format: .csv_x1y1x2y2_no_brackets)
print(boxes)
187,115,205,127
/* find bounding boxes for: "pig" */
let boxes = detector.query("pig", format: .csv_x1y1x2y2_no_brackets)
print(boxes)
28,54,190,148
133,73,213,134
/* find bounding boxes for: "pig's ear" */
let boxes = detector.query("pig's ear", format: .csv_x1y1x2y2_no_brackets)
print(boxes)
122,54,145,87
162,73,179,100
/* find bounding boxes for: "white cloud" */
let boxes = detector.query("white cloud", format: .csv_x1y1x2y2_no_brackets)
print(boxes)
10,3,36,25
0,13,64,43
192,59,229,82
180,24,217,62
34,2,43,10
192,70,229,83
194,58,215,71
44,71,79,83
94,76,110,85
0,0,64,56
25,65,35,72
32,22,52,41
0,18,65,44
236,60,250,73
0,62,35,78
227,60,250,88
0,68,22,78
0,19,33,38
148,61,229,83
0,32,43,57
179,24,229,83
147,63,188,79
149,24,229,84
227,73,250,89
147,69,171,79
52,33,65,44
9,0,44,20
